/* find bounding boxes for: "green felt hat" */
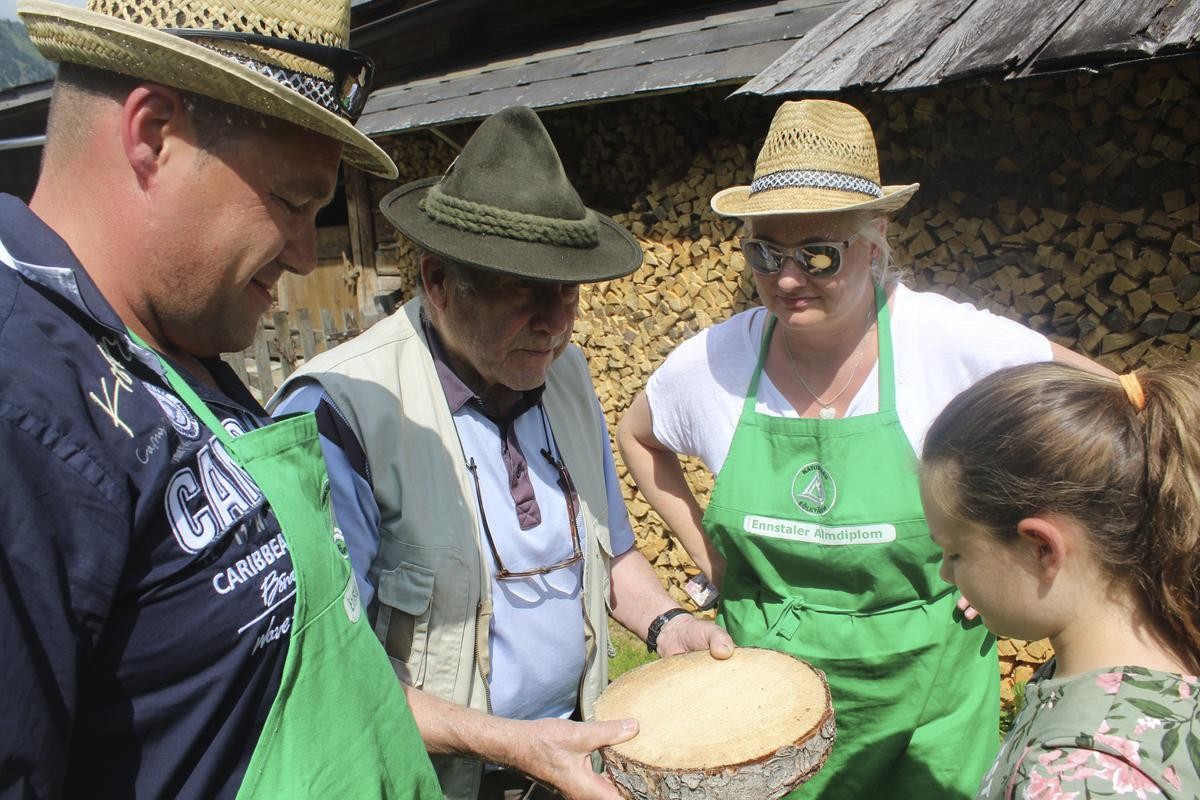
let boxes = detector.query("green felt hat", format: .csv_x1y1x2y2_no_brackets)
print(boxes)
380,106,642,283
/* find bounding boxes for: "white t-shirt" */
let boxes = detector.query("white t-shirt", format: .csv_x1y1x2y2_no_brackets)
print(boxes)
646,284,1052,474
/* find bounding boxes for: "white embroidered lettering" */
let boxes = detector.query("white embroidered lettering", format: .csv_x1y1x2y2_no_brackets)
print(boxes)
210,534,289,597
196,445,253,529
260,569,296,608
135,426,168,465
88,337,135,437
250,613,292,655
166,468,219,552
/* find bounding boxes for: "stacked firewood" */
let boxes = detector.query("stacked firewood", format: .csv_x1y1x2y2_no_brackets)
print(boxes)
881,63,1200,372
998,639,1053,703
897,190,1200,371
575,143,757,608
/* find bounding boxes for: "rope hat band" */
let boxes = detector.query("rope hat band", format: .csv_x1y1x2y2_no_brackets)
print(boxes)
712,99,918,218
380,106,642,284
18,0,396,178
420,182,601,249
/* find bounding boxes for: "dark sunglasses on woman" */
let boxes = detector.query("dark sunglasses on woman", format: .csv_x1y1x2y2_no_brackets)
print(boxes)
741,233,861,278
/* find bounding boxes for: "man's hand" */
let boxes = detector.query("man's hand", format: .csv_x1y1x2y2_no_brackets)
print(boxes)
653,614,734,659
515,717,638,800
404,686,637,800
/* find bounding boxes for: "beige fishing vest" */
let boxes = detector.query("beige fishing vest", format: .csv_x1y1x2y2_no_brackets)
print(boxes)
277,299,613,800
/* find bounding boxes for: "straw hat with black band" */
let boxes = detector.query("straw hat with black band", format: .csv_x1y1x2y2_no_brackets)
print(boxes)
711,99,918,218
381,105,643,284
17,0,397,179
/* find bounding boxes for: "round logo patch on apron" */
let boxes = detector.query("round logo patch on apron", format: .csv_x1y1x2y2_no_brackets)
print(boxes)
791,462,836,516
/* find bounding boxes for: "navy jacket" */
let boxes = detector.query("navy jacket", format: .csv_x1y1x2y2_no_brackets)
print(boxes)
0,194,295,798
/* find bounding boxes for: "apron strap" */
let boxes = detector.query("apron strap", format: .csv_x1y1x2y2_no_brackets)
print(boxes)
875,283,897,414
125,329,237,449
740,310,775,417
743,284,898,418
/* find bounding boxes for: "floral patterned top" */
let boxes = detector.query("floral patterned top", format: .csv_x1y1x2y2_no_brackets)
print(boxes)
978,660,1200,800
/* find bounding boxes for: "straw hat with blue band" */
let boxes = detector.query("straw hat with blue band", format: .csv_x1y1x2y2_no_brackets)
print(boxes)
711,99,919,218
17,0,397,179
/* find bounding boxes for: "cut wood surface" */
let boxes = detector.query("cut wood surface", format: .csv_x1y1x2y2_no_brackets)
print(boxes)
595,648,835,800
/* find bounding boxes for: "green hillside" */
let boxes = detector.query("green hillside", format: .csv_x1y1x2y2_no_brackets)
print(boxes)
0,18,55,91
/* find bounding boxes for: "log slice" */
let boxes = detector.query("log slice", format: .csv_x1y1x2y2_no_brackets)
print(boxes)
594,648,835,800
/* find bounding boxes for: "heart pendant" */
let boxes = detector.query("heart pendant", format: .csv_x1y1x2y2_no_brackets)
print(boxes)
818,406,837,420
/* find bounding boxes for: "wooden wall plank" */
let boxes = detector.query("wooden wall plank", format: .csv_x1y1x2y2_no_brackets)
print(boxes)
362,0,843,116
344,165,377,320
1158,0,1200,51
739,0,887,95
272,310,296,379
771,0,974,94
1037,0,1163,66
362,6,836,119
363,39,800,135
253,322,275,399
891,0,1078,89
275,227,359,336
297,308,318,360
320,309,336,352
222,351,249,384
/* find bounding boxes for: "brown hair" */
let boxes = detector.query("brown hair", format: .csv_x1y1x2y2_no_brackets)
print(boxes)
46,63,277,159
921,360,1200,670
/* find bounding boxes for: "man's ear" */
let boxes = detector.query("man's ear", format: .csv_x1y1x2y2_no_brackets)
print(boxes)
1014,516,1069,582
419,253,450,311
121,85,188,187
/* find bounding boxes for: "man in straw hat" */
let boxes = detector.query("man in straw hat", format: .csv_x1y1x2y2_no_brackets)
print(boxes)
0,0,441,797
618,99,1107,799
272,105,734,800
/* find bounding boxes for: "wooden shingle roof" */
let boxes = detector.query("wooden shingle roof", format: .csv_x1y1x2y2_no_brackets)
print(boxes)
738,0,1200,96
356,0,844,137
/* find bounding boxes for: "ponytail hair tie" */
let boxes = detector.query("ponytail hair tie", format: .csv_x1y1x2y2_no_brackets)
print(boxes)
1118,372,1146,411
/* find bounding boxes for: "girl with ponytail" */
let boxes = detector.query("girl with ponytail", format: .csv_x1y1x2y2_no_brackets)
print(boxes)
921,360,1200,799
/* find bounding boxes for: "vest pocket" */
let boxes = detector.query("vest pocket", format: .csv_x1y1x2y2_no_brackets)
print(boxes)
376,561,435,688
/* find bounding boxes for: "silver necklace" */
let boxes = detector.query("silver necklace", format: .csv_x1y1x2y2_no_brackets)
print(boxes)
781,312,873,420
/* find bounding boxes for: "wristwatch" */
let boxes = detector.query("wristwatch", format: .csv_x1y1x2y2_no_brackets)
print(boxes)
646,608,691,654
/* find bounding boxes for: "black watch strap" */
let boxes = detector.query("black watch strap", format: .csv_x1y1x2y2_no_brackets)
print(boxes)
646,608,691,654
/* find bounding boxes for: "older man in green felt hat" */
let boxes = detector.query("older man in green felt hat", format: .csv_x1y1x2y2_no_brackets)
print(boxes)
273,105,734,800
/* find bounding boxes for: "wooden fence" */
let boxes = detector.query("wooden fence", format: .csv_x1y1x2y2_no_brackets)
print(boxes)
222,307,379,402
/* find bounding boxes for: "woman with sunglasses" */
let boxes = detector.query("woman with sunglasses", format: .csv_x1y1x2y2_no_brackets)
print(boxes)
617,100,1105,799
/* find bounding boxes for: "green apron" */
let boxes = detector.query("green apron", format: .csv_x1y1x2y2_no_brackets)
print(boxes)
701,288,998,799
136,334,441,799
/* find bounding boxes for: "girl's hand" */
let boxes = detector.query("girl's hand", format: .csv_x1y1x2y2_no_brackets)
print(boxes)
956,594,980,621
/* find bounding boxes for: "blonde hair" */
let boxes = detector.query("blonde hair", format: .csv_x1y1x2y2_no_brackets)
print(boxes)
921,361,1200,670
